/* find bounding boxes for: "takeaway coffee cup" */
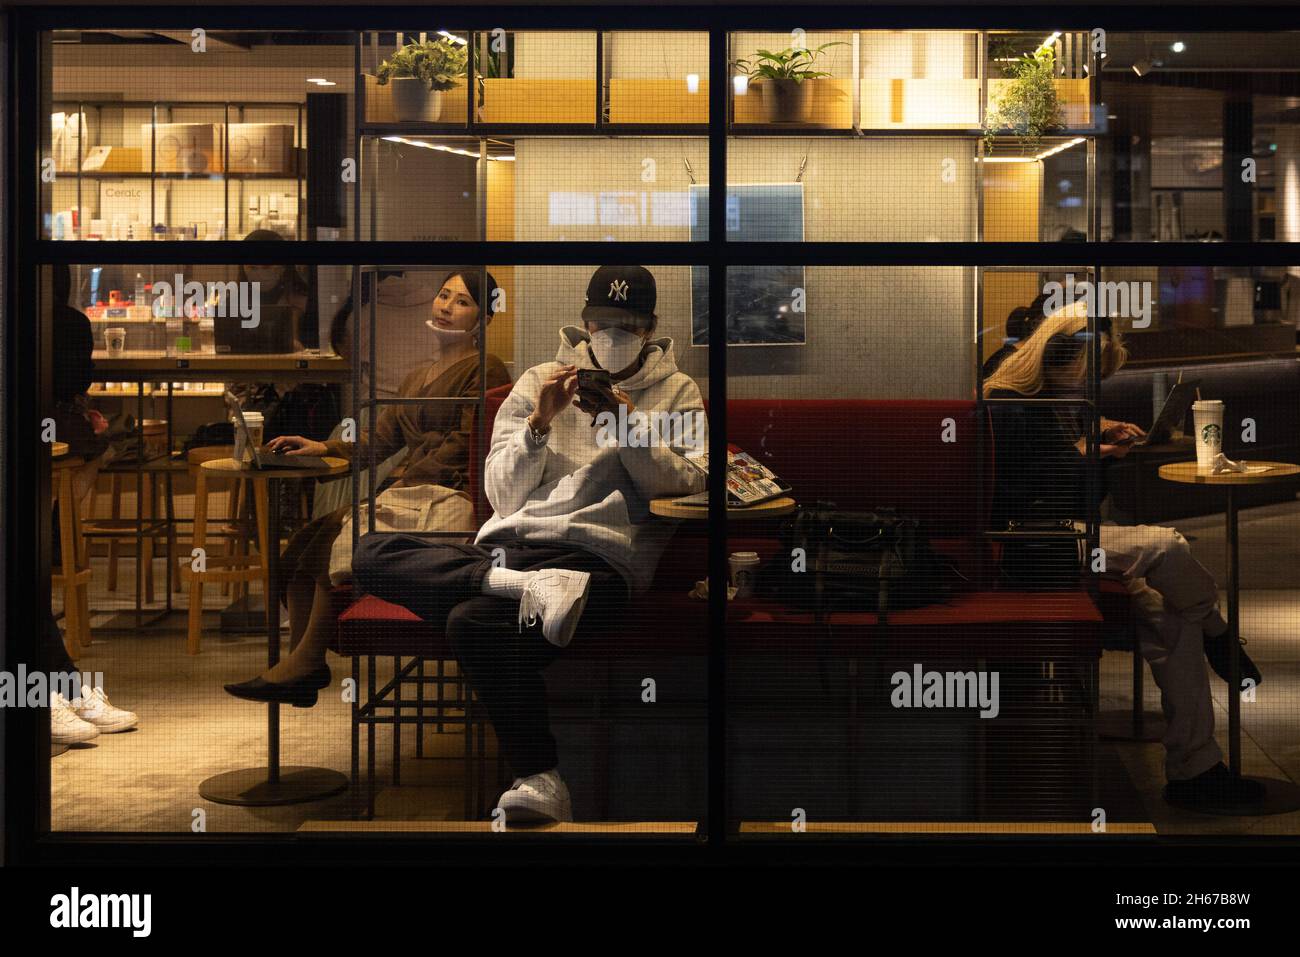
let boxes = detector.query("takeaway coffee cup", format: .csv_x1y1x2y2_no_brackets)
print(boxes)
1193,399,1225,473
729,551,761,598
243,411,265,460
104,327,127,357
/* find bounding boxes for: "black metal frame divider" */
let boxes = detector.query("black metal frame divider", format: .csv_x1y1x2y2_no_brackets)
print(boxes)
10,4,1300,864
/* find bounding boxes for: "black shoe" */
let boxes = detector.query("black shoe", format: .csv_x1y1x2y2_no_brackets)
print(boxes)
1204,632,1263,688
1164,762,1266,810
224,666,331,708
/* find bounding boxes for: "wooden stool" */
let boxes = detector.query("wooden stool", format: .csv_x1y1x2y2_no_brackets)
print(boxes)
181,452,269,655
183,446,251,601
181,456,347,655
85,459,176,605
51,450,92,658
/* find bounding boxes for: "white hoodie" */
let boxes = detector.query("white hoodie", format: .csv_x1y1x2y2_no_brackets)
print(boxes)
475,326,707,593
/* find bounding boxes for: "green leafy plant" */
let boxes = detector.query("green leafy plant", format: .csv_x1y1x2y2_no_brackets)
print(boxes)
983,46,1064,155
376,37,468,91
732,42,847,83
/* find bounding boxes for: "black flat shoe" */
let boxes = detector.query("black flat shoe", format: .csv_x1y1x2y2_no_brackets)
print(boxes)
1164,762,1266,810
224,666,331,708
1204,633,1263,688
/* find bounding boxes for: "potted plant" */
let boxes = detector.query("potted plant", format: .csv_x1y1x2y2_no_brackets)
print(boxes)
733,42,847,124
376,37,469,123
983,45,1064,155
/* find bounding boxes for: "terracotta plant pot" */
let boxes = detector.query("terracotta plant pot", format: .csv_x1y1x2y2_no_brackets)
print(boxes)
390,78,445,123
759,79,814,123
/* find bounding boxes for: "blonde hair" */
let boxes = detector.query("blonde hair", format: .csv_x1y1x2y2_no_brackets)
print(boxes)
983,301,1128,398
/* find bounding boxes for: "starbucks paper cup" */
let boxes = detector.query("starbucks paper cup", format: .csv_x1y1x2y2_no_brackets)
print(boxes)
105,327,127,357
729,551,761,598
1193,400,1225,473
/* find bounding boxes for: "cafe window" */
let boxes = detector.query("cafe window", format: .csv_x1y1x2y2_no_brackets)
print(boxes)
14,12,1300,861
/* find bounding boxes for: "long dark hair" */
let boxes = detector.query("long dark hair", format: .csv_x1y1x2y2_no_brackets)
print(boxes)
330,268,498,354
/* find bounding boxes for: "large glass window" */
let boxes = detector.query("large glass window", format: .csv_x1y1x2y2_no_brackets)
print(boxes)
20,17,1300,857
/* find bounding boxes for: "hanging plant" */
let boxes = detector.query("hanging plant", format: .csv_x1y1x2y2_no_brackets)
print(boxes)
983,46,1064,155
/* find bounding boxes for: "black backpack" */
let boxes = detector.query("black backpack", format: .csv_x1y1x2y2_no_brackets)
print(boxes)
761,504,953,615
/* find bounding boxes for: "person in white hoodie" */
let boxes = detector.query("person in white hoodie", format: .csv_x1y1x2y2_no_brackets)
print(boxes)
353,265,706,823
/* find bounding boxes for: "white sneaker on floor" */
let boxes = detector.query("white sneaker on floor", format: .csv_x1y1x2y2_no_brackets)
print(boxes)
496,769,573,824
73,687,138,733
518,569,592,647
51,693,100,745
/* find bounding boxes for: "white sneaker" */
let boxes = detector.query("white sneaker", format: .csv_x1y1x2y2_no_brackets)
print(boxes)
51,693,100,745
74,687,139,733
518,569,592,647
495,769,574,824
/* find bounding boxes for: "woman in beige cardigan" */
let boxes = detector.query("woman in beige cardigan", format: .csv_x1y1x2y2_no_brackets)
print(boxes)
226,270,510,699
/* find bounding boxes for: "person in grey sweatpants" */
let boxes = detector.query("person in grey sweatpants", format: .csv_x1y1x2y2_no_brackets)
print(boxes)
986,303,1264,810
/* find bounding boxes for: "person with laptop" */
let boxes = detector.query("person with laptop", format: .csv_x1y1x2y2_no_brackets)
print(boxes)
224,270,510,702
985,301,1265,809
348,265,706,823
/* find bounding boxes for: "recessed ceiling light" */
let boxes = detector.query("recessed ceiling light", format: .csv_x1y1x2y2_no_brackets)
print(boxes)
1171,41,1186,53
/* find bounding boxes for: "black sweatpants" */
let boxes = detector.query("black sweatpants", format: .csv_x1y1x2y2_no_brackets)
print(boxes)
352,534,627,778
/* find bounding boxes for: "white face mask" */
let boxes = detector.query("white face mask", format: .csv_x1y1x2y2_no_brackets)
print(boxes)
426,319,475,351
589,327,645,374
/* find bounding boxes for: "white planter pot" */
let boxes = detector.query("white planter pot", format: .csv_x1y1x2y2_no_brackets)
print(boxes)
390,78,445,123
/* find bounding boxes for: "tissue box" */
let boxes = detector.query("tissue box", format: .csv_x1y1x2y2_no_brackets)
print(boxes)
227,123,297,174
141,123,224,173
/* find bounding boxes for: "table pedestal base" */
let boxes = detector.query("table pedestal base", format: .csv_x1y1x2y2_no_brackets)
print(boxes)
199,766,349,807
1097,709,1166,742
1162,776,1300,816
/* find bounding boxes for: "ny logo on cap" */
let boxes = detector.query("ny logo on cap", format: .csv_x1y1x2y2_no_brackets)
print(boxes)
608,279,629,301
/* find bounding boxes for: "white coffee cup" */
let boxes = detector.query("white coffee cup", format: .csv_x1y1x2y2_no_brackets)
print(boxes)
243,411,265,460
104,327,127,357
729,551,761,598
1192,399,1225,473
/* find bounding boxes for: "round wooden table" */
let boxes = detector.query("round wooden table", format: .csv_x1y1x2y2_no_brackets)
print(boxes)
650,495,796,520
198,456,351,808
1159,459,1300,814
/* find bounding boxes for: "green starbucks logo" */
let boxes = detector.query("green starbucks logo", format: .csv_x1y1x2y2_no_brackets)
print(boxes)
1201,423,1222,444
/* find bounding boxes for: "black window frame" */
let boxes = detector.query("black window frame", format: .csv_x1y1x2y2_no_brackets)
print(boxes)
9,3,1300,866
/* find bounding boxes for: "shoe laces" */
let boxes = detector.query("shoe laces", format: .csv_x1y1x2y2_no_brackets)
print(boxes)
518,583,543,633
520,771,560,798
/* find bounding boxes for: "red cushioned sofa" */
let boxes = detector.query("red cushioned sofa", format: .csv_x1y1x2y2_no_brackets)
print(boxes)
337,388,1107,821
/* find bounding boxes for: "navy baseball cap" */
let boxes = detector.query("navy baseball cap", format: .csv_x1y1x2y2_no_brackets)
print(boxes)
581,265,657,328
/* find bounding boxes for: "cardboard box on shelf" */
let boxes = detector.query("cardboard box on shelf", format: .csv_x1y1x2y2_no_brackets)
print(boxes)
82,146,144,174
227,123,298,174
141,122,225,173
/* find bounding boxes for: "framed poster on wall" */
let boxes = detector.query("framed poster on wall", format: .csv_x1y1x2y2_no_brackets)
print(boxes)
690,183,806,346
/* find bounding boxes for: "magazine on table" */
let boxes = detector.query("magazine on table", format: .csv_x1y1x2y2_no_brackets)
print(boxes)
675,444,792,507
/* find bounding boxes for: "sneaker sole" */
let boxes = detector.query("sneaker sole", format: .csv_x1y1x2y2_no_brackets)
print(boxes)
496,796,573,824
52,727,101,745
548,576,591,647
84,716,138,733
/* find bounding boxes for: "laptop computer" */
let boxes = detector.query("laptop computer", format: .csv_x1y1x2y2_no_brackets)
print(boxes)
215,303,296,354
226,393,329,470
1129,379,1200,447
